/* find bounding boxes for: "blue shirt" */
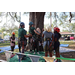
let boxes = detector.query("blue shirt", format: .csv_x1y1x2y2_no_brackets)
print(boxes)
43,31,53,39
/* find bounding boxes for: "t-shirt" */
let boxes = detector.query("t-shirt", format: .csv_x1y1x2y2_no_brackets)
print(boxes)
18,28,26,38
43,31,53,39
10,37,15,46
29,27,36,35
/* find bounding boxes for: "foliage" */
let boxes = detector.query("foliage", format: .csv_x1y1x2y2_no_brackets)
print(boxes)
46,12,75,32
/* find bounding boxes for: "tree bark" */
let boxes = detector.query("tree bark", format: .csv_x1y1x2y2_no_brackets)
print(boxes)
29,12,45,32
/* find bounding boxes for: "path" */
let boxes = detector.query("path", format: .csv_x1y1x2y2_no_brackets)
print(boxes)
59,47,75,53
0,45,75,53
0,45,18,53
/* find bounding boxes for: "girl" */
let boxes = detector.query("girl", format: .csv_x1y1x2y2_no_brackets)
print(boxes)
34,27,42,54
10,32,15,52
42,26,54,57
54,27,61,62
10,32,15,58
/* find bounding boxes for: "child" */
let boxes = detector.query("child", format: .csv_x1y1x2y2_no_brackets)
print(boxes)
42,26,54,57
10,32,15,58
33,28,42,54
10,32,15,52
54,27,61,62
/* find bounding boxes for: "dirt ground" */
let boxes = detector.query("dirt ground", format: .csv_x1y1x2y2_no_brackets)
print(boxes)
1,43,75,61
0,49,75,61
0,53,6,61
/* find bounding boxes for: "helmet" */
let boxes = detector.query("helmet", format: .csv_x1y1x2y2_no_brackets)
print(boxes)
20,22,25,26
54,27,60,33
29,22,34,25
12,32,15,35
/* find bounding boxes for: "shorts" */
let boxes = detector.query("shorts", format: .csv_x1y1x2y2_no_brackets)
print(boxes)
44,45,53,52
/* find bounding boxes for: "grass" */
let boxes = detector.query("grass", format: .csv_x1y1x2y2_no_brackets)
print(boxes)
60,41,75,45
60,41,75,49
0,42,18,47
0,40,75,51
0,43,10,47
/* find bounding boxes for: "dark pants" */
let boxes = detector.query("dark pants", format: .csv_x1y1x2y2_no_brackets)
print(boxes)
33,39,39,52
11,46,15,51
18,43,21,52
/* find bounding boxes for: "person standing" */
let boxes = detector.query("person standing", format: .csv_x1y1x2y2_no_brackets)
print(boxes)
10,32,15,58
18,22,28,53
10,32,15,52
54,27,61,62
18,25,27,52
28,22,40,54
42,26,54,57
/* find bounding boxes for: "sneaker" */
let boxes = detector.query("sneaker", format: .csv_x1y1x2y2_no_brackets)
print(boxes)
54,59,61,62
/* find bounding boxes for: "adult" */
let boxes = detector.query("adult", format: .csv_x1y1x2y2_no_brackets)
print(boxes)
18,22,29,53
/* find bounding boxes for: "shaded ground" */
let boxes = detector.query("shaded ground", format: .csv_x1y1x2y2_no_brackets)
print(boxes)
60,51,75,58
0,50,75,61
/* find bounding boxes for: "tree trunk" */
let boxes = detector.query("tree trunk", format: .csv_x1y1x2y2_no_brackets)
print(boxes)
29,12,45,32
29,12,36,24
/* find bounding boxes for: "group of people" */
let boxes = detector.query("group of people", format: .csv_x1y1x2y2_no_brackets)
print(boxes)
10,21,61,62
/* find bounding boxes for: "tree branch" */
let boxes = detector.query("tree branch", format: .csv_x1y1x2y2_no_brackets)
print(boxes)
8,12,15,21
69,12,72,23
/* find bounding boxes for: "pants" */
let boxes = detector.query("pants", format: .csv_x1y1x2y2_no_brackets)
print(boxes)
18,43,21,52
11,46,15,51
55,47,60,57
28,37,33,51
18,38,27,53
33,39,39,52
18,39,21,52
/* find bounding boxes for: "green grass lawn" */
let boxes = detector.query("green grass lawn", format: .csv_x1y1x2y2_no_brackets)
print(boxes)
0,42,18,47
0,41,75,50
0,43,10,47
60,41,75,45
60,41,75,49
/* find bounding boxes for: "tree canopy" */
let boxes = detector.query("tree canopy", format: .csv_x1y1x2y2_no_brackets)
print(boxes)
0,12,75,37
46,12,75,32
